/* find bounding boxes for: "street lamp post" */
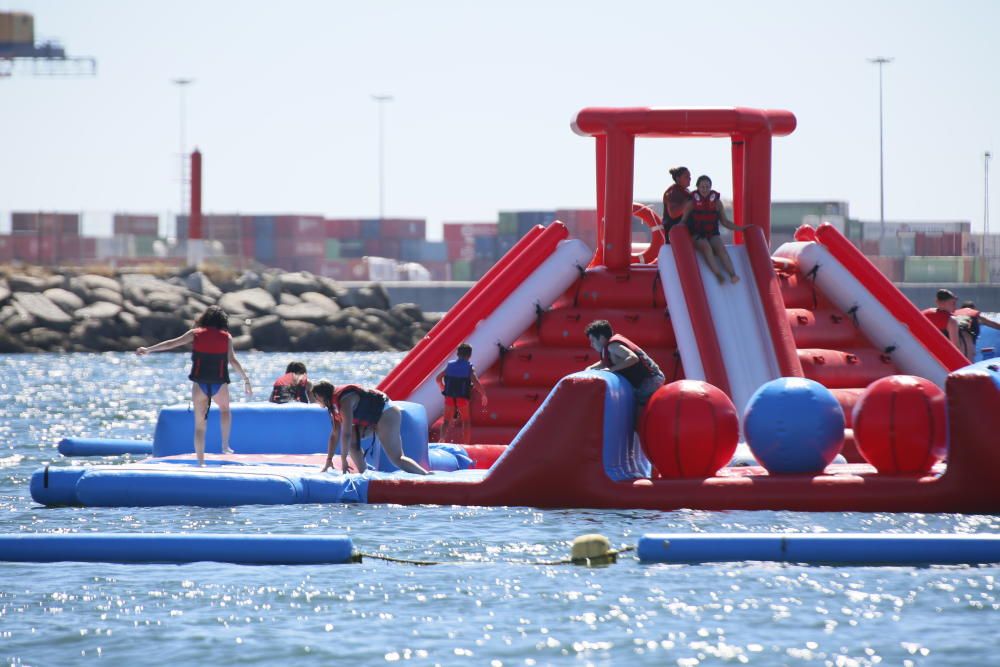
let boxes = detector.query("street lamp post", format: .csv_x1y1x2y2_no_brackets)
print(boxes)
868,57,892,239
985,151,993,281
172,78,195,215
371,94,394,221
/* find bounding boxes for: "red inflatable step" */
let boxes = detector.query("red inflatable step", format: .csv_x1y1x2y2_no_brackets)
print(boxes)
776,270,828,310
551,266,665,310
786,308,867,349
537,308,676,348
798,348,899,389
497,344,679,387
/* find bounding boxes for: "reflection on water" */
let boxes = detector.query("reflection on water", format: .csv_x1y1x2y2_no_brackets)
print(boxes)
1,353,997,665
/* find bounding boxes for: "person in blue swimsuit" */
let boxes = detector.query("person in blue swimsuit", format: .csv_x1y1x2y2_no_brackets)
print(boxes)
136,305,252,466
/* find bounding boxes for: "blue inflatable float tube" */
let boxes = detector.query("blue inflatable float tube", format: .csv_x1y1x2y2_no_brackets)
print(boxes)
638,533,1000,565
58,437,153,457
0,533,356,564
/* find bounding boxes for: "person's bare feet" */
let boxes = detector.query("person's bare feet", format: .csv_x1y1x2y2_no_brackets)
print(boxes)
730,274,740,284
222,444,233,454
715,273,726,285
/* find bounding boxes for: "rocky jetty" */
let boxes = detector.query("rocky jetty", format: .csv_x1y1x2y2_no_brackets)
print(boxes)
0,267,439,353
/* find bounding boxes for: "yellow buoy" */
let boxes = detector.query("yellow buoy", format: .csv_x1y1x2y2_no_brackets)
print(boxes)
570,534,616,566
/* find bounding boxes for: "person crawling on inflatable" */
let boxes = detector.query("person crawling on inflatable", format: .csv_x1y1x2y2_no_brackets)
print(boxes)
584,320,665,419
435,343,488,445
313,380,430,475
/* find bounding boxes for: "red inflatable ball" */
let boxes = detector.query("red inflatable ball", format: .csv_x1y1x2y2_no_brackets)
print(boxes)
639,380,738,478
851,375,947,474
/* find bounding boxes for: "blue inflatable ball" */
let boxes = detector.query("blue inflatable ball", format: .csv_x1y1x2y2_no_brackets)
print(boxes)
743,377,845,474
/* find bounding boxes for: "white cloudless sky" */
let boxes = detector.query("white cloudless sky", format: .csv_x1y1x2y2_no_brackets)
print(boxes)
1,0,997,239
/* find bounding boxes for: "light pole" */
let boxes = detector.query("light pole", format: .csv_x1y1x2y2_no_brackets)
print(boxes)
172,78,195,215
371,94,394,221
868,57,892,239
985,151,992,280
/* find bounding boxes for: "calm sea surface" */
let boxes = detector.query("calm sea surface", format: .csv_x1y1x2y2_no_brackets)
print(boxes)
1,352,997,666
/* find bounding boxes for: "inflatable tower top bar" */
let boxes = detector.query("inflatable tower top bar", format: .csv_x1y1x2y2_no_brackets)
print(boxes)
571,107,797,270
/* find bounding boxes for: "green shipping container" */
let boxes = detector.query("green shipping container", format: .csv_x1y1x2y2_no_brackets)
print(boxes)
134,235,157,257
325,238,341,259
902,256,985,283
451,260,472,281
497,212,518,236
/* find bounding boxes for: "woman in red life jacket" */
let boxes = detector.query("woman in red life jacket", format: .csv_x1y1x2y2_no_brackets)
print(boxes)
435,342,488,445
584,319,665,421
312,380,430,476
921,289,965,357
662,166,692,242
136,305,252,466
269,361,313,404
679,175,748,284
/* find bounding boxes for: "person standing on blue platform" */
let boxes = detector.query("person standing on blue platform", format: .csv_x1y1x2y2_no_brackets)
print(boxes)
313,380,430,475
435,343,488,444
136,305,252,466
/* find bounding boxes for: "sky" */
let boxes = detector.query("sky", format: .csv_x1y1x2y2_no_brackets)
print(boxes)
1,0,997,239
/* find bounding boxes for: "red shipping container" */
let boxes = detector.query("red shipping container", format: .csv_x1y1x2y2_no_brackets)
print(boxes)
241,233,255,259
12,234,39,262
326,218,362,239
380,218,426,240
446,239,475,261
80,237,97,260
58,235,81,262
443,222,497,243
276,215,324,240
13,212,80,236
37,234,57,264
0,235,13,262
113,214,159,237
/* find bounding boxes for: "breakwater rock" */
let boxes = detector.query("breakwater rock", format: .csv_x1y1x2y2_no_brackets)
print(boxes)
0,267,439,353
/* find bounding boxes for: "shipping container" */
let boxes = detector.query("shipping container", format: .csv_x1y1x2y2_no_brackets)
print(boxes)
275,215,325,239
361,219,382,239
12,234,39,262
339,239,365,258
914,232,962,257
451,260,472,281
0,235,13,262
442,222,497,243
903,256,987,283
326,218,363,239
325,238,342,259
319,259,368,281
473,235,498,260
471,258,495,280
12,212,80,236
771,201,849,232
420,260,452,281
364,238,401,258
293,256,325,275
876,233,915,257
446,240,475,261
401,239,447,262
113,214,159,237
0,12,34,44
961,232,1000,257
868,256,905,282
380,218,426,240
858,220,971,241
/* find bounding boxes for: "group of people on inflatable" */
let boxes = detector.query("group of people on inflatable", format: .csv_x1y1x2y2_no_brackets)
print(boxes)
922,288,1000,361
134,303,666,474
662,166,749,284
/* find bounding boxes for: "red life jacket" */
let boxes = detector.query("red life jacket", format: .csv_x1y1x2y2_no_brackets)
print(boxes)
270,372,310,404
188,327,231,384
922,308,952,338
333,384,388,427
601,334,663,388
688,190,721,237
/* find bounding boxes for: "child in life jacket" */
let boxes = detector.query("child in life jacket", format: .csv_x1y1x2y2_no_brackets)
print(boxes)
954,300,1000,361
269,361,313,404
312,380,430,475
435,343,487,445
922,289,964,355
136,305,252,466
679,175,749,284
584,319,665,420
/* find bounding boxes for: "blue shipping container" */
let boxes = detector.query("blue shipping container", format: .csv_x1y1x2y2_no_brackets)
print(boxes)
361,219,381,239
474,235,498,260
252,216,276,261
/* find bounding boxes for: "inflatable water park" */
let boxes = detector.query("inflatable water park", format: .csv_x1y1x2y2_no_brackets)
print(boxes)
30,107,1000,514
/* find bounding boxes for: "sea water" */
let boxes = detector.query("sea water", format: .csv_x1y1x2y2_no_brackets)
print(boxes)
1,352,997,666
